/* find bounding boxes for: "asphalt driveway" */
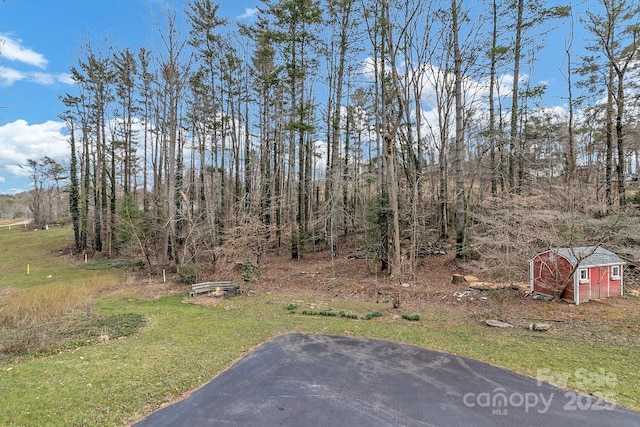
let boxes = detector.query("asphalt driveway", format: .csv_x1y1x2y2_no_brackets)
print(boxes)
134,333,640,426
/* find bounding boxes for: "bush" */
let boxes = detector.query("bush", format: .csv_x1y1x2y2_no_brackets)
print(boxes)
338,310,358,319
241,255,261,283
301,309,337,317
179,262,198,285
364,196,389,256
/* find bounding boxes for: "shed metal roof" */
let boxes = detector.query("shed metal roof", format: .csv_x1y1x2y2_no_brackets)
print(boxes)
551,246,625,267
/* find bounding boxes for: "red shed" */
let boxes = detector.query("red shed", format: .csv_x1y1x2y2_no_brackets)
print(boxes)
530,246,625,305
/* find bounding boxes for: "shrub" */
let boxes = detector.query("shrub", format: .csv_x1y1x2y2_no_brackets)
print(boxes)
179,262,198,285
241,255,261,283
363,195,391,268
301,309,337,317
338,310,358,319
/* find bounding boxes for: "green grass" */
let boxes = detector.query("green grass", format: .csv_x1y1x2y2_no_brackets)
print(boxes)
1,227,639,425
0,227,121,329
2,293,638,426
0,227,84,289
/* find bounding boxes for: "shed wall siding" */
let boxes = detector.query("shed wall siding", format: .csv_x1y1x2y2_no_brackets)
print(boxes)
532,252,573,298
609,266,622,296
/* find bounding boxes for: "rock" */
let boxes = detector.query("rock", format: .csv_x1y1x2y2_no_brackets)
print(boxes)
485,319,514,328
453,291,472,298
533,293,554,301
628,289,640,297
529,323,551,332
452,274,467,284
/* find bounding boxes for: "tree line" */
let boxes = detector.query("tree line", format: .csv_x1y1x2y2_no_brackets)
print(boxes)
53,0,640,282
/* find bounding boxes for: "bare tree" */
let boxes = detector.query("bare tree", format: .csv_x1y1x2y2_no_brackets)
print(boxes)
584,0,640,210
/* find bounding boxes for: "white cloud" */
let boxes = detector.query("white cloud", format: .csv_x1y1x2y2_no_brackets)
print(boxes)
0,35,71,88
57,73,75,84
0,67,72,87
238,8,258,20
31,72,55,85
0,120,69,180
6,164,29,177
0,34,47,69
0,176,5,183
0,67,26,85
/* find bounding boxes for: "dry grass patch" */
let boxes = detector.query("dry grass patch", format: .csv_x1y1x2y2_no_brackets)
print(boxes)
0,276,119,327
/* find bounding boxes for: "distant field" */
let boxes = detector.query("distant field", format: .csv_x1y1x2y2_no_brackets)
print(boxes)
0,226,98,290
0,218,31,227
0,226,122,338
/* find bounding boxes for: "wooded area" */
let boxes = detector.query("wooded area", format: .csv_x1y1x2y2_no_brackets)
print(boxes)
35,0,640,282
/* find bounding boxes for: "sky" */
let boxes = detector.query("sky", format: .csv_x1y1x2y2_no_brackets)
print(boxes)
0,0,258,195
0,0,586,195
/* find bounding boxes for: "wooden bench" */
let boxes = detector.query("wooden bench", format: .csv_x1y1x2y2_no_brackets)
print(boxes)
189,281,240,297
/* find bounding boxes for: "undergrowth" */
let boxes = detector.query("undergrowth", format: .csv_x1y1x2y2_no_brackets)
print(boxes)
288,304,384,321
0,312,146,359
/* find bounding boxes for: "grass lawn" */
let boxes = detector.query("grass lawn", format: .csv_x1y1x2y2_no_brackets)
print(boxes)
0,227,120,329
1,227,639,426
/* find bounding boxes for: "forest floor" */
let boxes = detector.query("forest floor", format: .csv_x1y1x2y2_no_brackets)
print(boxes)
183,249,640,346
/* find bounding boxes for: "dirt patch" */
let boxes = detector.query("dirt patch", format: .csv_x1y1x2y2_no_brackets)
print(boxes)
122,247,640,346
196,250,640,330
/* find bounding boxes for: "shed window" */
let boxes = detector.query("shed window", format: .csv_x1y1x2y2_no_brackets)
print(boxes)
579,269,588,281
612,266,620,279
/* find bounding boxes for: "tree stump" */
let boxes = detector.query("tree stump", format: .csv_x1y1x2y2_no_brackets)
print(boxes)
452,274,467,284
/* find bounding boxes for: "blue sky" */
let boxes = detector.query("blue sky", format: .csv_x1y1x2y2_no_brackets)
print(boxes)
0,0,257,195
0,0,584,195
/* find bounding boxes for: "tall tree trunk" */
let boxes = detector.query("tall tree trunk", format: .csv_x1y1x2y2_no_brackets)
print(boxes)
452,0,466,258
509,0,524,192
615,71,626,208
605,63,614,213
69,123,81,250
381,0,403,279
489,0,499,196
